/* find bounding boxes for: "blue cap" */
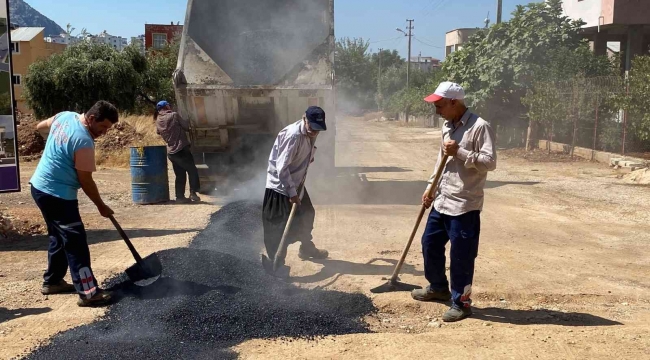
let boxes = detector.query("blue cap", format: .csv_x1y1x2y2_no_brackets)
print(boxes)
156,100,169,111
305,106,326,131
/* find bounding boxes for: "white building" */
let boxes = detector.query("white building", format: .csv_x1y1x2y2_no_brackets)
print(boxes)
410,54,441,72
45,33,81,46
89,31,128,51
560,0,650,72
130,34,145,54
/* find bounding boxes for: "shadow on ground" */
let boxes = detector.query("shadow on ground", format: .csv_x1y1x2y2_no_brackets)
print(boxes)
0,307,51,324
292,257,424,286
473,307,622,326
309,175,540,205
0,228,200,252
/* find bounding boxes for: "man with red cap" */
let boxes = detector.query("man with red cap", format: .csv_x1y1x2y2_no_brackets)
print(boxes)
411,82,497,322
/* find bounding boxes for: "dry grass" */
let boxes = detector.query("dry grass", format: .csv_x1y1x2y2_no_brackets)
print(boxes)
95,114,166,168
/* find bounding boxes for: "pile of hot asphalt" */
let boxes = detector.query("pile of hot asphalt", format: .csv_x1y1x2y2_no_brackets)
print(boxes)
28,201,376,359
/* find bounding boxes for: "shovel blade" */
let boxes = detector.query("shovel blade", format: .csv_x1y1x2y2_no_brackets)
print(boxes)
126,253,163,286
370,280,422,294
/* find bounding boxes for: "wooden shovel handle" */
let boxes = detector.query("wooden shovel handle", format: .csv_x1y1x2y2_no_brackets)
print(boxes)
388,155,449,283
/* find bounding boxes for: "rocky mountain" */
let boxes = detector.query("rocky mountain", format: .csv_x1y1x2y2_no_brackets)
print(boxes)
8,0,65,37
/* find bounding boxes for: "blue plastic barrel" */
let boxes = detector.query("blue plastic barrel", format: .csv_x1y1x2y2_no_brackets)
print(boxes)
130,146,170,204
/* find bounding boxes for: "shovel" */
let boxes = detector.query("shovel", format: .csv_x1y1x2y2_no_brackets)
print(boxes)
109,215,163,286
370,155,449,294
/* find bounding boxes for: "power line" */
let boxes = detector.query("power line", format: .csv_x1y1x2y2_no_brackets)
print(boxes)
413,36,443,49
421,0,452,32
369,36,403,44
421,0,447,20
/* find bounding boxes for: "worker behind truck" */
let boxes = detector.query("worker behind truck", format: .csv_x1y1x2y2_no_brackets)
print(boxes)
30,100,119,307
154,100,201,203
263,106,330,274
412,82,497,322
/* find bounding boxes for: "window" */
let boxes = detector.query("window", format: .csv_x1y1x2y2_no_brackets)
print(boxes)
12,74,21,86
152,33,167,49
10,42,19,54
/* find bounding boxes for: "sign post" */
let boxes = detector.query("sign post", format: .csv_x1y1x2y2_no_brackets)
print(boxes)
0,0,20,193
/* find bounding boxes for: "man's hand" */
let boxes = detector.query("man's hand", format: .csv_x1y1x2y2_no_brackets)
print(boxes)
422,188,434,209
289,196,301,206
97,203,114,218
443,140,459,156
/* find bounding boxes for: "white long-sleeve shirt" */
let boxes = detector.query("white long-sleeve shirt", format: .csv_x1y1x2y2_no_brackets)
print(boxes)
266,120,316,198
429,109,497,216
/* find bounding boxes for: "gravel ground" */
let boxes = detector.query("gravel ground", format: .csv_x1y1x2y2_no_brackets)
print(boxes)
26,202,376,359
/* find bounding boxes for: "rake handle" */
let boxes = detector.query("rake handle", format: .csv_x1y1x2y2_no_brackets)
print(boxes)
388,155,449,284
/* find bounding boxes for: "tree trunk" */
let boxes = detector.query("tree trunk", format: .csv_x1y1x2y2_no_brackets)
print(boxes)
525,120,536,151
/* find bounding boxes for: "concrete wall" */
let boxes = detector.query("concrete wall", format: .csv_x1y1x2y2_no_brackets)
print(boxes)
445,28,479,56
538,140,647,164
12,34,66,113
563,0,650,27
562,0,604,27
611,0,650,25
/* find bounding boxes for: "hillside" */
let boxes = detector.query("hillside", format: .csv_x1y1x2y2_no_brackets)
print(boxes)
8,0,65,37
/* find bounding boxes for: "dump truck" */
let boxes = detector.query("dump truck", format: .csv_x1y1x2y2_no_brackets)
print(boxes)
173,0,336,193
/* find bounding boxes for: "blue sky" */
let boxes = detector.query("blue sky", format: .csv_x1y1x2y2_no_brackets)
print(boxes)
23,0,539,60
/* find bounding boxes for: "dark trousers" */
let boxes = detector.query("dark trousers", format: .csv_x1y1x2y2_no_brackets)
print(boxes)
262,188,315,264
421,208,481,308
168,146,200,198
31,186,98,299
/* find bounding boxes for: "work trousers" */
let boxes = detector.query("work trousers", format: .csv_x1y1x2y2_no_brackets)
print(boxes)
31,186,98,299
421,208,481,308
168,146,201,199
262,188,316,265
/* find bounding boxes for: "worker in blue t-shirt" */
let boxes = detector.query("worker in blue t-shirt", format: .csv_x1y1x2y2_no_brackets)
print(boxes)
30,101,118,307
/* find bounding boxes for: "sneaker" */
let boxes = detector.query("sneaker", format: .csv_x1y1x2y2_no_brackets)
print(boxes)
442,305,473,322
190,192,201,202
176,197,191,204
77,289,113,307
41,280,76,295
298,243,329,260
411,286,452,302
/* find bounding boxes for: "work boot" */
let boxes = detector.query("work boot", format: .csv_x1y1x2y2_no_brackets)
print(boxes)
190,192,201,202
442,305,473,322
77,289,113,307
176,197,191,204
298,242,329,260
41,280,76,295
411,286,451,302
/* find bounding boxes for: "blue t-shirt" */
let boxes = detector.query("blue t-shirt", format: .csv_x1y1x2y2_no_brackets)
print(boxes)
30,112,95,200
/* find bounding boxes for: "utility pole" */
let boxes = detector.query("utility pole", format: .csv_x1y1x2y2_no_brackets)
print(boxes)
406,19,414,90
406,19,414,123
496,0,503,24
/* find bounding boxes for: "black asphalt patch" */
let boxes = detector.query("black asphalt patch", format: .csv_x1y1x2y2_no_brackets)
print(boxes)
27,201,376,359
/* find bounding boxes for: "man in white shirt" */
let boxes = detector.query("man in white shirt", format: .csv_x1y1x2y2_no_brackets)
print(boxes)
263,106,329,272
412,82,497,322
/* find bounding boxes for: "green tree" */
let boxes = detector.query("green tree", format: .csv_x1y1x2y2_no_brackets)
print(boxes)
138,39,180,112
24,42,145,118
616,56,650,151
443,0,613,132
335,37,375,112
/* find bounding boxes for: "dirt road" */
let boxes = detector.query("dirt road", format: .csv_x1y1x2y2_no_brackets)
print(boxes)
0,164,216,359
238,116,650,359
1,115,649,359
